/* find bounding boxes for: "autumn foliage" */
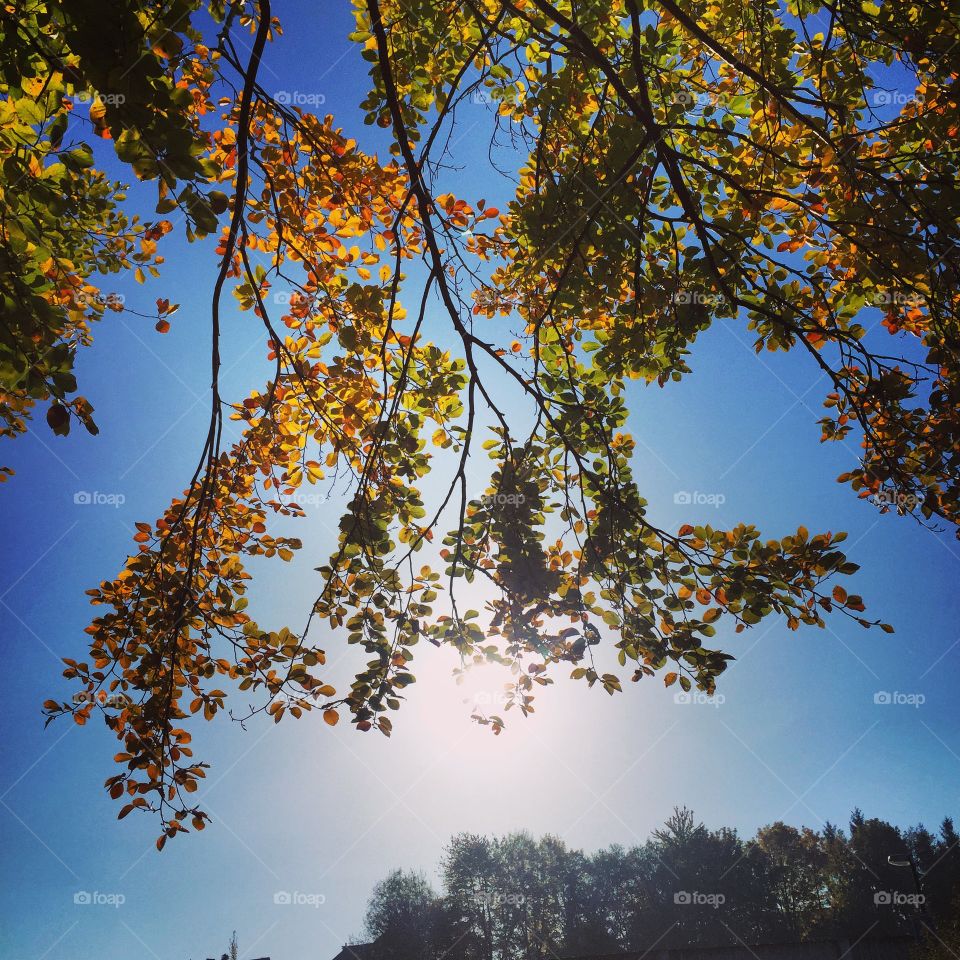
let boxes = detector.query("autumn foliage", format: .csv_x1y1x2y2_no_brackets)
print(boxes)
0,0,953,843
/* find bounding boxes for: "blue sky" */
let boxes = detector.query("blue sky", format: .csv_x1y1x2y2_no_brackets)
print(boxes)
1,4,959,960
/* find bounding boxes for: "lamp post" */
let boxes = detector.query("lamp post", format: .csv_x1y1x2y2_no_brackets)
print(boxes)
888,854,932,939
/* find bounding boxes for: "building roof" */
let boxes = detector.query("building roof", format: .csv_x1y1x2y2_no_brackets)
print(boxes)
329,944,381,960
329,935,915,960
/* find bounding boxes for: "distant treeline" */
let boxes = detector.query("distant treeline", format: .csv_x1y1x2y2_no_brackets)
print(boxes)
357,808,959,960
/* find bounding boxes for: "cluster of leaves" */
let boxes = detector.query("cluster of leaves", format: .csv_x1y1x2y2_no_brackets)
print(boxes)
0,0,229,473
366,0,960,520
27,0,960,843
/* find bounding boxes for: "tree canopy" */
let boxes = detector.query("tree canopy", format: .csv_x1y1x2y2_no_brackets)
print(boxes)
2,0,954,843
357,809,959,959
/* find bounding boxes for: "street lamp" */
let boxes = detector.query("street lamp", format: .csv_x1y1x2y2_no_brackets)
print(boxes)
888,854,932,938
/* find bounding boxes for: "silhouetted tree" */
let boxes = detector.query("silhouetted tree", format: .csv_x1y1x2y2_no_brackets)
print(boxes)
754,823,829,939
361,808,958,960
365,870,442,960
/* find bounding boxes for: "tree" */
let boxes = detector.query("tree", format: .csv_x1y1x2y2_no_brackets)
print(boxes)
819,813,918,938
364,869,444,960
912,891,960,960
634,807,777,947
442,831,622,959
491,833,571,960
442,834,502,960
925,819,960,921
17,0,955,842
753,822,829,939
562,845,640,955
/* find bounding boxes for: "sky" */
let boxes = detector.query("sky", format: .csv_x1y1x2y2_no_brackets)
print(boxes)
1,4,959,960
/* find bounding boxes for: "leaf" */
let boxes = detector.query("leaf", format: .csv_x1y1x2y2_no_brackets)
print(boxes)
46,403,70,436
151,30,183,59
323,708,339,726
208,190,229,214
